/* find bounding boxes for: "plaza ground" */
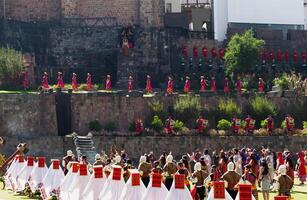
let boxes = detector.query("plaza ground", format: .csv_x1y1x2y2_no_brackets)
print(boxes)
1,179,307,200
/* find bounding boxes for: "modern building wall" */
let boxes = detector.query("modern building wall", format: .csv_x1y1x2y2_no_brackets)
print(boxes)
213,0,228,41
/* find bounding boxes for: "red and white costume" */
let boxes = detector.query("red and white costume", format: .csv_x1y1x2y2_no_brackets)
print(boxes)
57,72,65,89
119,169,146,200
184,77,191,93
17,156,35,191
285,116,295,132
69,163,91,200
59,162,79,200
106,75,112,91
146,76,153,93
86,74,93,91
141,173,168,200
200,76,206,92
258,79,264,92
9,155,26,192
207,181,233,200
29,157,48,193
165,174,193,200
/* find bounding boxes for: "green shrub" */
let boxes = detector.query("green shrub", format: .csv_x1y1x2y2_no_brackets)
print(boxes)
104,122,117,131
217,119,232,130
218,99,242,120
281,120,286,129
0,47,24,88
148,100,167,121
128,121,136,132
79,84,100,91
173,120,184,132
303,121,307,129
273,74,291,90
174,96,201,126
89,120,102,132
260,119,267,128
151,115,164,132
241,120,247,129
248,96,277,127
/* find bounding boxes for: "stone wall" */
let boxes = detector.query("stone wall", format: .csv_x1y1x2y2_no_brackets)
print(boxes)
0,94,57,137
2,135,306,164
5,0,61,21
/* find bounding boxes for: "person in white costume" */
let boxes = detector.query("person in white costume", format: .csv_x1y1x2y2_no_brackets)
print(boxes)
40,159,65,200
69,163,91,200
4,155,19,190
28,157,48,193
119,169,146,200
141,173,168,200
9,155,26,192
165,174,193,200
16,156,35,191
98,165,126,200
59,161,79,200
207,181,233,200
82,165,107,200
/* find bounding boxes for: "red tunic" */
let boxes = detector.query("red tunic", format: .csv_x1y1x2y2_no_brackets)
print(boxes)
211,79,217,92
146,78,152,93
297,152,306,178
285,117,294,131
219,48,225,60
42,75,49,89
224,79,230,94
57,74,65,89
135,120,143,134
266,117,273,132
236,80,242,93
258,80,264,92
200,78,206,92
184,79,191,93
211,48,217,58
86,74,93,91
72,74,78,91
196,118,206,133
22,72,29,89
128,80,133,92
202,47,208,58
263,51,268,61
269,51,274,61
245,117,255,132
106,78,112,91
167,80,173,94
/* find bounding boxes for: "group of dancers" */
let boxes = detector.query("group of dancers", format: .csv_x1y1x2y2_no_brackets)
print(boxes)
3,146,307,200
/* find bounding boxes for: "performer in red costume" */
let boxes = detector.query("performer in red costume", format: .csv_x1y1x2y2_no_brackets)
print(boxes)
57,72,65,89
200,76,207,92
245,115,255,134
128,76,133,92
277,49,282,62
184,76,191,93
266,115,274,135
86,73,93,91
285,114,295,134
210,77,217,92
302,51,307,63
219,48,225,60
263,51,268,62
269,51,274,61
296,151,306,185
42,72,49,89
71,73,78,91
135,119,144,134
22,71,29,90
146,75,153,93
165,116,174,134
106,75,112,91
211,48,217,59
236,77,242,94
232,117,241,134
258,78,265,93
196,116,207,133
167,76,173,95
202,47,208,59
284,51,289,62
293,50,299,62
224,77,230,95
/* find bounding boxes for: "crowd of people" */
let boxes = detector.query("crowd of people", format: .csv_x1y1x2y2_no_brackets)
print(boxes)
3,146,307,200
21,71,307,96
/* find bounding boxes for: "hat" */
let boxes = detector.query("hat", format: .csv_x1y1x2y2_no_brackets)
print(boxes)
194,162,202,171
166,155,173,163
114,155,121,163
227,162,235,171
52,159,60,170
67,150,73,157
140,156,146,163
95,154,101,160
278,165,287,175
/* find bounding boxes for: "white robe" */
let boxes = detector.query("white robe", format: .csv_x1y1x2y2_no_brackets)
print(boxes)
82,172,107,200
41,166,65,199
59,167,79,200
235,194,256,200
28,163,48,193
206,187,233,200
4,159,17,190
119,175,146,200
98,171,126,200
165,181,193,200
9,161,26,192
141,178,168,200
69,172,91,200
16,164,34,191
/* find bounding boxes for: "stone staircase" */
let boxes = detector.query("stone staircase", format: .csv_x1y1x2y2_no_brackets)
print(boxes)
73,134,97,164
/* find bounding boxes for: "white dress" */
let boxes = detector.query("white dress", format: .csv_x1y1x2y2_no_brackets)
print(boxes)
119,174,146,200
165,181,193,200
141,178,168,200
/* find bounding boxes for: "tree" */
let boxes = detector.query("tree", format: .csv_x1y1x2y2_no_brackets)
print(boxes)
224,29,265,75
0,47,24,87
